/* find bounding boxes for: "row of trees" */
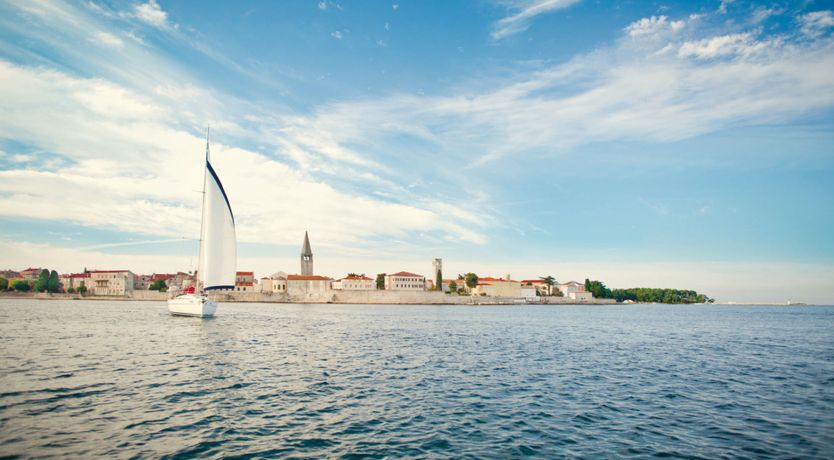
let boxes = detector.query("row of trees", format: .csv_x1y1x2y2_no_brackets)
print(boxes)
0,270,89,294
583,279,713,304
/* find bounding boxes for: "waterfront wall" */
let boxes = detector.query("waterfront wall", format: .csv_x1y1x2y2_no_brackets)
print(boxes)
1,290,616,305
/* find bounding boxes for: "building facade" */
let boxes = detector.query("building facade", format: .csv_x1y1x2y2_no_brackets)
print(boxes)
235,271,256,292
286,275,331,296
59,273,90,291
558,281,593,301
472,275,523,297
333,275,375,290
385,272,426,290
20,267,42,280
89,270,135,296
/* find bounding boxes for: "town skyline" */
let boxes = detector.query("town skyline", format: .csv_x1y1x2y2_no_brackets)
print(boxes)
1,1,833,304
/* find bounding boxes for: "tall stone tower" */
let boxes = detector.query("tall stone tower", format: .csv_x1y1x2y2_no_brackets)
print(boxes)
301,231,314,276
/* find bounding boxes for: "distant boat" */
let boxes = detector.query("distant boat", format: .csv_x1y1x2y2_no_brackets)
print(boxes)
168,129,236,317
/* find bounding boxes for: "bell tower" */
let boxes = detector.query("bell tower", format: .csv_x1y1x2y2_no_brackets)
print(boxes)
301,231,314,276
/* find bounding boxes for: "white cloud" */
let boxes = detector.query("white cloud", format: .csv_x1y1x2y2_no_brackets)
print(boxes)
0,60,489,248
718,0,734,15
91,31,123,47
330,30,343,40
318,1,327,10
491,0,581,40
625,15,685,38
799,10,834,38
134,0,167,28
677,32,766,59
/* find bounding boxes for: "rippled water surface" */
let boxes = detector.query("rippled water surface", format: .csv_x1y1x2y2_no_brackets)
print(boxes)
1,300,833,458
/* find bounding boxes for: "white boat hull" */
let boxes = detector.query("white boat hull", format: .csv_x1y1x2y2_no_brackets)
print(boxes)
167,294,217,317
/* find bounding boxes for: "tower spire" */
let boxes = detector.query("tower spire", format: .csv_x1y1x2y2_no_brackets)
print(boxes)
300,231,313,276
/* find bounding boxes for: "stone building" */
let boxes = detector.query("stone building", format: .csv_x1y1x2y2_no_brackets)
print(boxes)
59,273,90,291
472,275,522,298
89,270,135,296
333,275,375,290
385,271,426,290
235,271,256,292
286,274,331,296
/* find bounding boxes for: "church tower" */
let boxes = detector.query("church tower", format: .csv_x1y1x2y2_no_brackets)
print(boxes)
301,231,314,276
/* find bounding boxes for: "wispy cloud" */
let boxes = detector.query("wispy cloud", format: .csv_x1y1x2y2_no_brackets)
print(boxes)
799,10,834,38
491,0,581,40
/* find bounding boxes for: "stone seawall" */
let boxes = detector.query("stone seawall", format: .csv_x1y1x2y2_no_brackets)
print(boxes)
1,291,616,305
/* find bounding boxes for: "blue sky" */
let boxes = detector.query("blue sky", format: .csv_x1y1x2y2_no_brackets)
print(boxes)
1,0,833,303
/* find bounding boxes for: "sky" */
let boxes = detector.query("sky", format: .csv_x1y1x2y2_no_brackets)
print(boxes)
1,0,833,304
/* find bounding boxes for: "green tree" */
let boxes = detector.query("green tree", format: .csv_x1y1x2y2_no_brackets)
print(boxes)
66,287,75,293
376,273,386,290
34,269,50,292
464,273,479,290
347,273,364,277
13,280,31,292
77,283,87,295
435,269,442,292
585,279,613,299
48,270,60,293
448,280,457,294
0,277,7,291
149,279,167,291
539,275,556,295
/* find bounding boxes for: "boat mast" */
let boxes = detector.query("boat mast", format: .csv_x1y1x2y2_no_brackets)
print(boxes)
196,126,210,292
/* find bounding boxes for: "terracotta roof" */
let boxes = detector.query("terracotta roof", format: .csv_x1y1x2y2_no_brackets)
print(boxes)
22,267,41,272
390,271,423,277
479,277,519,283
236,271,254,276
151,273,175,280
90,270,130,273
341,275,373,281
287,275,332,281
520,279,545,284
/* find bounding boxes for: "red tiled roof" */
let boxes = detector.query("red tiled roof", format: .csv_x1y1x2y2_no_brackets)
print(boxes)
479,277,518,283
341,275,373,281
90,270,130,273
151,273,175,280
390,271,423,277
236,271,254,276
22,267,41,272
520,279,545,284
287,275,332,281
64,273,90,278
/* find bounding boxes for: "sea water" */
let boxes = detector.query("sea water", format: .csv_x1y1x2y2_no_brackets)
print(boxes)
1,300,832,458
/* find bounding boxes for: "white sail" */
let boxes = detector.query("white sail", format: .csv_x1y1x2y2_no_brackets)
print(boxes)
198,158,237,291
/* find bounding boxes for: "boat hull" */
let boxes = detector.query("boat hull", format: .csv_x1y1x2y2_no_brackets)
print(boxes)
167,294,217,317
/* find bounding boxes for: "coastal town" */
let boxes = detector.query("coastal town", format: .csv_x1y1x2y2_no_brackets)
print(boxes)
0,232,603,304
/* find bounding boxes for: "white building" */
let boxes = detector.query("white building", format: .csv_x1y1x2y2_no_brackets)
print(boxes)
59,273,90,291
89,270,135,296
558,280,593,301
385,271,426,290
235,271,256,292
259,274,287,293
333,275,375,290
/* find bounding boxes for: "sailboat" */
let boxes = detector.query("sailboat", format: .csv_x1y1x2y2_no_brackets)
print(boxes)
168,129,236,317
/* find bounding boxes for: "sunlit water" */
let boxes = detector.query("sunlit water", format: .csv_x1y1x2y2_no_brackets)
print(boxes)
1,300,833,458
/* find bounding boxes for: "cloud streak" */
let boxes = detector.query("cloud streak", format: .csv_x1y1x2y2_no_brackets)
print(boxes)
491,0,581,40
